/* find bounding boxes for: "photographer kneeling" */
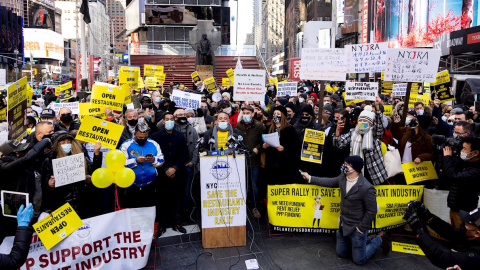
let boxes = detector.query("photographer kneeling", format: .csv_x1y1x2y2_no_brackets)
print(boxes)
443,137,480,228
403,201,480,270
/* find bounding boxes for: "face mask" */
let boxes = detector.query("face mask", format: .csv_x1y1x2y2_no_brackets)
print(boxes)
155,97,161,103
146,114,151,121
340,164,350,175
460,151,474,161
223,107,232,114
357,122,369,130
299,98,305,103
218,122,228,130
27,113,35,117
405,117,413,126
300,116,310,124
61,143,72,154
243,115,251,123
187,117,195,125
417,110,424,115
127,119,138,127
47,120,54,125
178,117,187,125
273,115,281,124
165,120,175,130
314,110,319,115
442,116,447,122
287,114,293,120
60,114,73,124
201,108,208,115
138,118,145,123
408,119,418,129
136,138,148,146
324,102,330,106
42,133,52,140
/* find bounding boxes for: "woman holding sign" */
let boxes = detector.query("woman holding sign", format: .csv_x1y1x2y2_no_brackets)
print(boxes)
41,132,103,218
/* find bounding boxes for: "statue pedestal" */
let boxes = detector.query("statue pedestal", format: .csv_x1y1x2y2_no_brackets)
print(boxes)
196,65,214,81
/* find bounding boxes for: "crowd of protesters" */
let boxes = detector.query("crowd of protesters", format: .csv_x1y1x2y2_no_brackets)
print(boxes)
1,78,480,269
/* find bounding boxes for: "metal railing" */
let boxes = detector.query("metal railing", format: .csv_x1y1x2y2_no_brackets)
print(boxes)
130,44,257,56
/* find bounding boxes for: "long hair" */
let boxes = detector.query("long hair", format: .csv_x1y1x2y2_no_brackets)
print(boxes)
53,138,88,174
269,113,290,133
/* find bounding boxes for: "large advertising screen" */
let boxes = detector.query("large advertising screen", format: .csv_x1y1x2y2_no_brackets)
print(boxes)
365,0,480,47
24,28,64,61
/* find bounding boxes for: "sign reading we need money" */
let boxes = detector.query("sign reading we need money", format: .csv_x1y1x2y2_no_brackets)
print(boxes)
345,42,388,73
171,90,202,109
402,161,438,185
90,84,125,111
384,48,441,83
276,82,297,97
300,48,347,81
76,116,124,149
345,82,378,102
33,203,83,250
233,69,266,101
53,153,86,187
393,83,408,97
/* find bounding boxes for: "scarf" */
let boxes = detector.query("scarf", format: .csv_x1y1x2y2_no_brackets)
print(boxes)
211,124,235,151
351,125,373,160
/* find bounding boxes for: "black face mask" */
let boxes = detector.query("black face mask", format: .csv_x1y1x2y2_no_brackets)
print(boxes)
128,119,138,127
178,117,187,125
300,116,311,124
42,133,52,140
60,114,73,124
136,138,147,146
408,119,418,129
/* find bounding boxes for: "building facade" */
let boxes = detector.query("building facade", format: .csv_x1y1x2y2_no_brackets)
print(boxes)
262,0,284,69
306,0,332,22
107,0,127,53
284,0,306,74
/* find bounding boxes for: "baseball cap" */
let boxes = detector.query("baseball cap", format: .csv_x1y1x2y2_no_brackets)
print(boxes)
460,208,480,227
0,140,30,157
219,100,231,108
40,109,56,118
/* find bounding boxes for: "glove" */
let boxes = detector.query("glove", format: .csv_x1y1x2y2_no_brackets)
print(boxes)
17,203,34,227
196,107,204,117
403,209,422,235
24,138,51,161
407,200,432,221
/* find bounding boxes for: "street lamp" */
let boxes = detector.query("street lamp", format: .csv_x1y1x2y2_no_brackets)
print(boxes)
14,49,19,81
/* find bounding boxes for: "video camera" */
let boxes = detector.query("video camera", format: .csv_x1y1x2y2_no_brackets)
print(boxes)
432,135,463,156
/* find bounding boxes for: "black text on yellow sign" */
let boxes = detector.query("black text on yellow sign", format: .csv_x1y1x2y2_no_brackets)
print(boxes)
205,77,216,92
144,64,164,76
79,103,107,120
76,116,125,149
301,129,325,164
119,71,139,89
191,71,202,85
90,84,126,111
402,161,438,185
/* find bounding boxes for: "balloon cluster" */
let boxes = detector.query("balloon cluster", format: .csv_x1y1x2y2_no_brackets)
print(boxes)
92,150,135,188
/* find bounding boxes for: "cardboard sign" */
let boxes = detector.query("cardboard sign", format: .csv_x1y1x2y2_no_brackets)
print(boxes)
301,129,325,164
191,71,202,85
345,42,388,73
171,90,202,109
233,69,266,101
78,103,106,120
33,203,83,250
119,71,139,89
393,83,408,97
392,242,425,256
90,84,125,111
204,77,217,92
51,102,80,116
402,161,438,185
384,48,441,83
156,73,166,84
7,77,28,140
144,64,164,76
52,153,86,187
300,48,347,81
145,77,157,88
345,82,378,102
76,116,124,149
276,82,297,97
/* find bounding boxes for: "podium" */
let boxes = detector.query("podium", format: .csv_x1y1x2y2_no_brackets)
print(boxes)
200,155,246,248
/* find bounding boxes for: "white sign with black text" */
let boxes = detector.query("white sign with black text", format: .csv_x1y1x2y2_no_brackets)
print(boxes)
393,83,408,97
345,82,378,102
384,48,441,83
233,69,266,101
52,153,86,188
276,82,297,97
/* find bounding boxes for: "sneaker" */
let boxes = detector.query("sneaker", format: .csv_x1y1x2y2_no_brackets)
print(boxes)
378,231,391,255
172,224,187,234
156,227,166,238
252,208,261,219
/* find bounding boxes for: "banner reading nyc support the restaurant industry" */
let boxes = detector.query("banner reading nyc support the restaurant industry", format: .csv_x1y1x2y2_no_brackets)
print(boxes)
268,184,423,233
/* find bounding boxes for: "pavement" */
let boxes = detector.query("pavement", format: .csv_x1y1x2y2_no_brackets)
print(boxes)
142,219,440,270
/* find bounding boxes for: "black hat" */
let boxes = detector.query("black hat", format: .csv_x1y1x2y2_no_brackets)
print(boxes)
277,98,288,106
52,131,75,144
40,109,56,118
344,155,364,173
416,115,432,130
219,99,231,108
323,104,334,115
460,208,480,227
0,140,30,157
273,106,288,118
284,102,295,112
301,104,315,116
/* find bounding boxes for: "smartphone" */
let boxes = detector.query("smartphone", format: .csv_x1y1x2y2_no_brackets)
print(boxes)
145,154,153,158
299,169,304,173
1,190,29,218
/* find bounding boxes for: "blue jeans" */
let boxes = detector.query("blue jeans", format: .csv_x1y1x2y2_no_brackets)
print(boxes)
336,229,382,265
247,167,260,210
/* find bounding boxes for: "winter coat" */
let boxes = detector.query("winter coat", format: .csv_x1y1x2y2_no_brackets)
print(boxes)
0,227,34,269
54,121,81,132
121,138,164,187
443,157,480,211
174,123,199,166
391,122,435,162
236,119,266,167
151,129,187,173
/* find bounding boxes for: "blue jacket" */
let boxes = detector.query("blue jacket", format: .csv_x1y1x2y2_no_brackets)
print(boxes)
120,138,164,187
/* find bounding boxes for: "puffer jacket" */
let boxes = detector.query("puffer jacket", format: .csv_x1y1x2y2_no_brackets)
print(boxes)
0,227,34,269
443,156,480,211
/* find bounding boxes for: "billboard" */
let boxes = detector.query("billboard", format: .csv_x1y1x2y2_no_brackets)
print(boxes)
24,28,64,61
0,5,23,66
364,0,480,48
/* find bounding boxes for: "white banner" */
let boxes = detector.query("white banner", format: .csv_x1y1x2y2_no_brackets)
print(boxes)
393,83,408,97
0,207,155,270
276,82,297,97
300,48,347,81
345,42,388,73
171,90,202,109
0,69,6,85
345,82,378,101
53,153,86,188
24,28,65,61
384,48,441,83
200,156,246,229
50,102,80,116
233,69,266,101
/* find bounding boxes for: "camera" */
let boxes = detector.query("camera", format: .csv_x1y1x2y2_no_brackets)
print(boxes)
432,135,463,156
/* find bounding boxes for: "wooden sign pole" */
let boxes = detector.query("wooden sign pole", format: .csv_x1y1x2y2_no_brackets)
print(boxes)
400,82,413,126
317,81,325,124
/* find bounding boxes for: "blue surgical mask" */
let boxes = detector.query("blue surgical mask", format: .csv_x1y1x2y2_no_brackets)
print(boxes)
441,116,447,122
165,120,174,131
146,114,151,121
218,122,228,130
243,115,251,123
155,97,161,103
357,122,369,130
61,143,72,154
27,113,35,117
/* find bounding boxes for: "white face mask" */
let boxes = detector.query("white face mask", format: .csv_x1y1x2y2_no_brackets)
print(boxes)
417,109,424,115
299,98,305,103
460,151,473,161
223,107,232,114
441,116,447,122
405,116,413,126
187,117,195,125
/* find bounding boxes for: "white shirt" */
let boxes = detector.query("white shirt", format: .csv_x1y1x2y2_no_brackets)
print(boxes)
346,176,359,194
402,141,413,164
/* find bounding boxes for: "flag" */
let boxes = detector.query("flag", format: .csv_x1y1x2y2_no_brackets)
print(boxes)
80,0,91,24
235,56,243,69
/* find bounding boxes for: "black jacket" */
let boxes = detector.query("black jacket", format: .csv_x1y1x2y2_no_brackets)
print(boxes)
44,92,56,107
0,227,33,269
152,129,187,172
293,119,323,143
443,156,480,211
417,215,480,270
54,121,81,132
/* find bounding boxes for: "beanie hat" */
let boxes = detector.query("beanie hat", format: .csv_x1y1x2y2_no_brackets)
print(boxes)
222,92,231,100
331,94,341,102
284,102,295,112
273,106,288,118
185,108,195,115
358,105,375,124
345,155,364,173
301,104,315,116
299,93,308,100
277,98,288,106
416,115,432,130
323,104,334,115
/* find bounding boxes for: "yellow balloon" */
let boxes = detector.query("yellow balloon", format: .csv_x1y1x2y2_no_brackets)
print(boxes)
114,168,136,188
92,168,114,188
381,142,387,156
105,150,126,172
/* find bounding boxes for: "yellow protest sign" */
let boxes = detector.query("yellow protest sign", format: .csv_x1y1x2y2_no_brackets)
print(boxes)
402,161,438,185
79,103,107,120
343,92,364,105
90,84,125,111
119,71,139,90
122,85,132,105
120,66,140,73
392,242,425,256
144,64,164,76
269,77,278,88
7,77,28,140
191,71,202,85
55,81,73,95
145,77,158,88
226,68,234,79
301,129,325,164
205,77,217,92
26,84,34,107
222,78,231,87
383,105,393,117
431,70,450,86
33,203,83,250
138,76,145,89
408,93,430,109
76,116,125,149
156,73,166,84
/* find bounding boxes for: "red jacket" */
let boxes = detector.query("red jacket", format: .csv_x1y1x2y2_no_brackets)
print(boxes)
229,111,239,128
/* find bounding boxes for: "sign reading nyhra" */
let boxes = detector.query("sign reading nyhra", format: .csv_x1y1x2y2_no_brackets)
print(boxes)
171,90,202,109
345,82,378,102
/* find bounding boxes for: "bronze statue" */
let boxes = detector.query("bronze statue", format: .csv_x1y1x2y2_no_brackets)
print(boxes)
197,34,212,65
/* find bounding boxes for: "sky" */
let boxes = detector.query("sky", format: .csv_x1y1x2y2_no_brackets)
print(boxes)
231,0,254,46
